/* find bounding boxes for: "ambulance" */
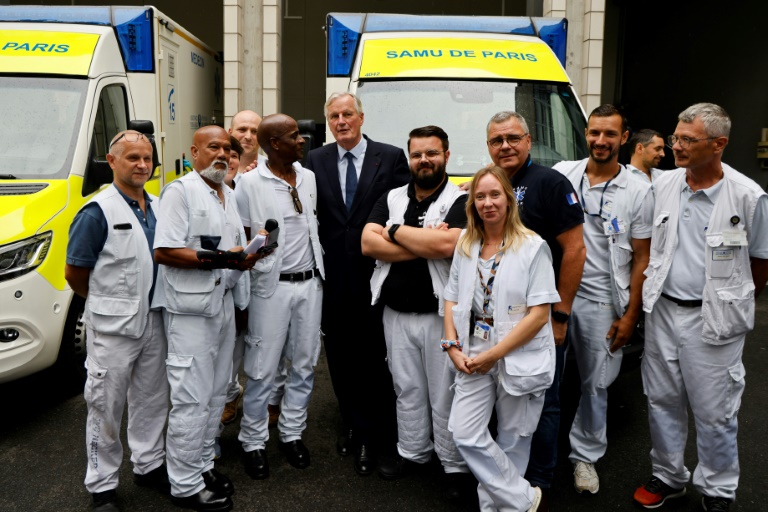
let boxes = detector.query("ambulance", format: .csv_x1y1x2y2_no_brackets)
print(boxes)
0,5,222,382
325,13,589,180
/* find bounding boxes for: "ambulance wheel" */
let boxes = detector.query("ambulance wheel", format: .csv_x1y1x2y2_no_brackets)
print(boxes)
55,295,87,385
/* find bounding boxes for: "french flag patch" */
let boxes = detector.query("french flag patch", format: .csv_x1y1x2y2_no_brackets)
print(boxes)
566,192,579,205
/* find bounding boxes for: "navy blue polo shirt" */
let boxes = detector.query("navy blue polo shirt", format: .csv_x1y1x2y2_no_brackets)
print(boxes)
67,187,158,302
511,157,584,282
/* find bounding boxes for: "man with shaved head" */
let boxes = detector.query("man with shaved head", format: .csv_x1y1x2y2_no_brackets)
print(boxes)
66,130,169,512
153,125,260,511
235,114,325,479
229,109,263,173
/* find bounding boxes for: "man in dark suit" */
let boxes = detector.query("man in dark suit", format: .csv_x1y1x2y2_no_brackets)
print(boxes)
305,92,410,476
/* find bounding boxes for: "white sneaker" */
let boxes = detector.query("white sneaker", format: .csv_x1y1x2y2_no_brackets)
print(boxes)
528,486,542,512
573,461,600,494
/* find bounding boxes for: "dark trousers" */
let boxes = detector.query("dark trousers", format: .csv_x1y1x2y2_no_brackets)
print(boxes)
524,340,567,489
323,301,398,451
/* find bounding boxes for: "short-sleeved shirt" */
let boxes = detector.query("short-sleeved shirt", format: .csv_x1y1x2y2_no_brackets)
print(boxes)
66,187,157,302
510,157,584,283
663,180,768,300
576,169,654,302
367,178,467,313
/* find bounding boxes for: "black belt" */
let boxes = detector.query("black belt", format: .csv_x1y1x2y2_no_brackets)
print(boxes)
661,292,702,308
279,268,320,282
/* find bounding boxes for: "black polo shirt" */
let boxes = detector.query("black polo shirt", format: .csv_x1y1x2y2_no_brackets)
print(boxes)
368,178,467,313
511,157,584,282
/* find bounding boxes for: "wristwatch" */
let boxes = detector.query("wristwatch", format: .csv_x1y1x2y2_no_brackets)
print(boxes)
388,223,401,244
551,310,570,323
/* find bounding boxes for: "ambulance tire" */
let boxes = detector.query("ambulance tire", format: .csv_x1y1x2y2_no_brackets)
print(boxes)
55,295,87,386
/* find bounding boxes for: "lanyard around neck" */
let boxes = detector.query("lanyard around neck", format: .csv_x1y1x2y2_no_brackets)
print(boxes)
579,168,621,220
477,243,503,315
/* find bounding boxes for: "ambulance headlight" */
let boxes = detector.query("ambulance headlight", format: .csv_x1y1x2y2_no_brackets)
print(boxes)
0,232,52,282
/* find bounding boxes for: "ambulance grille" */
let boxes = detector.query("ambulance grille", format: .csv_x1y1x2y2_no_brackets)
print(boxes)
0,184,49,196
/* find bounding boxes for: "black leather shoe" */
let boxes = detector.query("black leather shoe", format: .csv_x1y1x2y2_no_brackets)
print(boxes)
134,464,171,494
336,429,353,456
170,488,232,511
278,439,310,469
202,468,234,497
354,444,374,476
445,472,477,503
92,490,119,511
377,453,408,480
243,448,269,480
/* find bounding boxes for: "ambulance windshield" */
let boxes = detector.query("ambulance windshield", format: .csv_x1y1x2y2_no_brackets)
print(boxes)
0,76,88,179
356,80,588,176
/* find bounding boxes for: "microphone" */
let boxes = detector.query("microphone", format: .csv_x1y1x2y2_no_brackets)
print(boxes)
264,219,278,232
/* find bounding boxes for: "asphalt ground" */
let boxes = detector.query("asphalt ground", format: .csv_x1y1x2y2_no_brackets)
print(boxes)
1,295,767,511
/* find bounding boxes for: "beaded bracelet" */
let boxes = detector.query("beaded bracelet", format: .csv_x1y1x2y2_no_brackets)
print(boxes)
440,339,463,352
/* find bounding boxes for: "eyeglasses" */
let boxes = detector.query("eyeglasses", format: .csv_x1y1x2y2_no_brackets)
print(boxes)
487,134,529,149
409,150,445,160
109,132,152,148
667,134,718,149
288,186,303,214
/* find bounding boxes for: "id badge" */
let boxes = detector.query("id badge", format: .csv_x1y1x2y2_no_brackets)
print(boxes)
603,218,626,236
722,229,748,247
713,248,735,261
473,322,491,341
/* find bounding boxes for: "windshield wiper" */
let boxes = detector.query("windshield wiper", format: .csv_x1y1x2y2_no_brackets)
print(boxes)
0,174,17,179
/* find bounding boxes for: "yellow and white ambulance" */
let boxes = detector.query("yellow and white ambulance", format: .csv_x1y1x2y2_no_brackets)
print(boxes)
0,5,222,382
325,13,588,180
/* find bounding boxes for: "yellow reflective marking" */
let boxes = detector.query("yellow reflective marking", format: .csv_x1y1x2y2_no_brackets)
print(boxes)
0,31,99,75
360,37,568,83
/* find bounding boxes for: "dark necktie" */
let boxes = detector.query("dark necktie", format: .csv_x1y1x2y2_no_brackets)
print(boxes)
345,152,357,211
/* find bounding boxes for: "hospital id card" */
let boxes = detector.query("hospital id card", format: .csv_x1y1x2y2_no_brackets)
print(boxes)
713,248,735,261
473,322,491,341
603,218,626,236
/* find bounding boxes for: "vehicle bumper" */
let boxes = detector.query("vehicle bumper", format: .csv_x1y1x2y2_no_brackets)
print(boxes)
0,271,72,383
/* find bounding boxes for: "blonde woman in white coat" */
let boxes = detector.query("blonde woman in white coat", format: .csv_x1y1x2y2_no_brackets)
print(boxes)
443,167,560,512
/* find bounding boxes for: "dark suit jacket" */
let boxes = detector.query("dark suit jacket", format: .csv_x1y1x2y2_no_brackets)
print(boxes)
306,135,410,317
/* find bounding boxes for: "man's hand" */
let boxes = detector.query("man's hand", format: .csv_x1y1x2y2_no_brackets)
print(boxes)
447,346,473,374
552,321,568,346
607,314,637,353
244,160,258,173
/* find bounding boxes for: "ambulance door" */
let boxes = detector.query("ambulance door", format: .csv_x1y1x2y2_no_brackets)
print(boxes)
159,38,183,186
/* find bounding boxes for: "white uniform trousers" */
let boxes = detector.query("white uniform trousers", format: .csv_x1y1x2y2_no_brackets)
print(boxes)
449,364,543,511
642,296,745,500
239,277,322,451
568,295,622,464
84,310,168,493
164,295,235,498
382,307,466,473
225,332,245,402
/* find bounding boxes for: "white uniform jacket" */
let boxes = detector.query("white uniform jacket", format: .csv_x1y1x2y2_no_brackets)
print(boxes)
236,161,325,298
85,184,156,338
370,181,466,316
642,164,765,345
554,159,652,316
449,233,560,396
152,171,250,316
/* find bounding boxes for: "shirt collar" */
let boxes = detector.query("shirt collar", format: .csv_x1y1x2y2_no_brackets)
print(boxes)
258,159,304,187
407,174,448,204
682,176,724,203
510,156,533,187
337,136,367,161
113,183,152,205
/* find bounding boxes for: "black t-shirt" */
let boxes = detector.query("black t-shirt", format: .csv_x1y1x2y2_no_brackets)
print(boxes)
511,158,584,282
368,179,467,313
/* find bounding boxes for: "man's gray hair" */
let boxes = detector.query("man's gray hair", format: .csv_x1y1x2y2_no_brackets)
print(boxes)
678,103,731,138
486,111,529,134
324,92,364,118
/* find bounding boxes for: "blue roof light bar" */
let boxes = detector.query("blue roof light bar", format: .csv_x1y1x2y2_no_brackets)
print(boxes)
0,5,112,24
112,7,154,72
327,13,364,77
532,17,568,66
364,13,536,35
